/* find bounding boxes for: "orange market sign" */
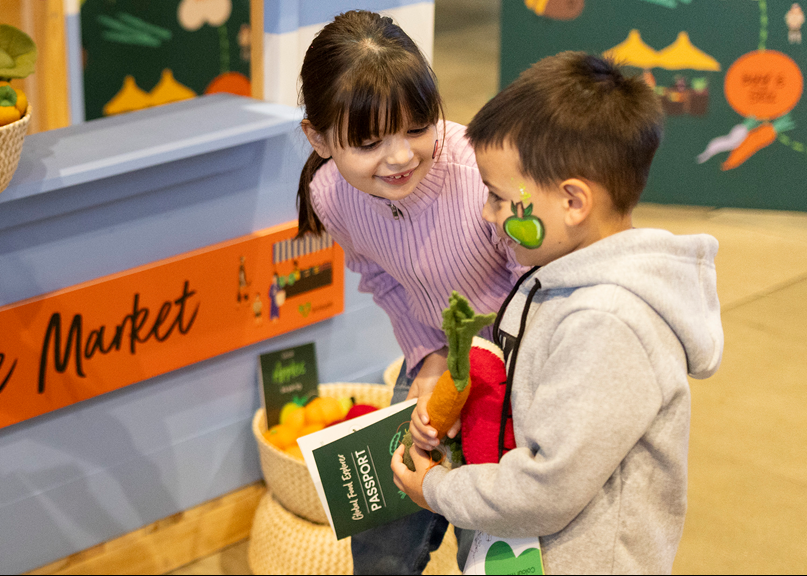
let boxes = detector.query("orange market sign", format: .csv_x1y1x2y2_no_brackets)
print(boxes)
0,222,344,429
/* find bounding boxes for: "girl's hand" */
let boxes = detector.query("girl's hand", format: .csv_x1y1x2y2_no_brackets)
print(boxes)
405,349,448,401
405,349,460,450
409,393,462,451
391,443,434,511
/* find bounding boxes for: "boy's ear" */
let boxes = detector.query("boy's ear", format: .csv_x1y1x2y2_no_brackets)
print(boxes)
559,178,593,226
301,120,332,159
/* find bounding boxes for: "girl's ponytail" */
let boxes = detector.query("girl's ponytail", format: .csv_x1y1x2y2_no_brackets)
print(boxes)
296,151,329,238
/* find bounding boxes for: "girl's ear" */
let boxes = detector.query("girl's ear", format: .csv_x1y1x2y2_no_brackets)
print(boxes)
559,178,593,227
301,120,332,159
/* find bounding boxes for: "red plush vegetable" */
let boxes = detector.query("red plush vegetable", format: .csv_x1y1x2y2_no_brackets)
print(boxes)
460,338,515,464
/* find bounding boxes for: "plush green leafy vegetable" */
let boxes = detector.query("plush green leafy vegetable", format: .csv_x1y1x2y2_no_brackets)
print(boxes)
0,25,37,80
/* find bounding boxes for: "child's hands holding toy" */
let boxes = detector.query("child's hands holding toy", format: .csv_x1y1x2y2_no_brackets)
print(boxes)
391,442,434,511
410,391,461,450
406,348,461,451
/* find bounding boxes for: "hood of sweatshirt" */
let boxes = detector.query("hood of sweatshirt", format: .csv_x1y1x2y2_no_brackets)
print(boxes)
522,227,723,379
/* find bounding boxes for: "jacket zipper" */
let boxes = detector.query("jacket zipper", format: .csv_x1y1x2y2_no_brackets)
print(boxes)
387,202,438,317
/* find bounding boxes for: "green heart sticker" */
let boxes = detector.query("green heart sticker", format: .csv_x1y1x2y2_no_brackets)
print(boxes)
298,302,312,317
484,541,544,575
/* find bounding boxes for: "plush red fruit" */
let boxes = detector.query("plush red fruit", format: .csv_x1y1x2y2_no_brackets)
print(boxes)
345,404,378,420
460,337,515,464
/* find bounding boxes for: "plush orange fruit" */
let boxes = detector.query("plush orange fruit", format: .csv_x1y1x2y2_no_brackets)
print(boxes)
15,89,27,116
298,422,324,437
263,424,297,450
282,405,306,431
0,105,20,126
304,397,325,425
284,445,304,461
305,396,344,426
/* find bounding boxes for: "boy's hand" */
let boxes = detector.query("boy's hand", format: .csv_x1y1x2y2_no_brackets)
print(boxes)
391,443,434,511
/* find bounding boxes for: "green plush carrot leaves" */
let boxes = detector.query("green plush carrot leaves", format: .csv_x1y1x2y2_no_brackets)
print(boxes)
428,291,496,436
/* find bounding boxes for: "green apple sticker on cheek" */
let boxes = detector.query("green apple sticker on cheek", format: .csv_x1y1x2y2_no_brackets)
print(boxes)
504,201,545,249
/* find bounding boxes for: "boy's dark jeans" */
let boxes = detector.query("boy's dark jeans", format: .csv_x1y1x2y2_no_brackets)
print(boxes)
351,360,473,575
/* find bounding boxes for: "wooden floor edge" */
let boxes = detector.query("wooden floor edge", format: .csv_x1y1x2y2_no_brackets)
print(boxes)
25,482,267,576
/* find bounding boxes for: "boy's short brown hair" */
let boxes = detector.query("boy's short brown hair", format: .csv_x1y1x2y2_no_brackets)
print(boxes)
467,51,664,214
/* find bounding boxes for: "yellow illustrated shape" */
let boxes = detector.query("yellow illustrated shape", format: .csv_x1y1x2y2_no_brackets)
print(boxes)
656,32,720,72
603,29,720,72
103,69,197,116
603,30,660,69
103,75,151,116
150,69,196,106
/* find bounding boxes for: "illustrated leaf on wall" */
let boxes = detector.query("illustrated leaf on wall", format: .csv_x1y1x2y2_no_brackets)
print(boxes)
98,13,173,48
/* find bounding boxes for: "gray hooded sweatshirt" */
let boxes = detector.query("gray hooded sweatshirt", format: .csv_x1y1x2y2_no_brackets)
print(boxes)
423,228,724,575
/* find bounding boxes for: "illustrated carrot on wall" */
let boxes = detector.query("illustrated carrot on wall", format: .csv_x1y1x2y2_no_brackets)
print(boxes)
721,123,777,171
402,291,496,470
721,115,796,171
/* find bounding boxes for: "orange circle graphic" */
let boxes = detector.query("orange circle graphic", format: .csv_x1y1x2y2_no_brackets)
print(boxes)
724,51,803,120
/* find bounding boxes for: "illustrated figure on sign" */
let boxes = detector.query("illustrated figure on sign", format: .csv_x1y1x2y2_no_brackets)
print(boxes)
786,3,805,44
253,293,263,325
238,23,251,61
269,273,285,322
237,255,250,303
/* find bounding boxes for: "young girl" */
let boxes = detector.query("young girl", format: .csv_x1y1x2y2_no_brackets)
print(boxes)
296,10,524,574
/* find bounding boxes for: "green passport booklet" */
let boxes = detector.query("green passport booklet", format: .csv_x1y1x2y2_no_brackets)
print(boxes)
297,398,421,540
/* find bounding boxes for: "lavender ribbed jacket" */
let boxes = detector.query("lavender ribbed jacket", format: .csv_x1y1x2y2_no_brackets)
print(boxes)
310,121,526,374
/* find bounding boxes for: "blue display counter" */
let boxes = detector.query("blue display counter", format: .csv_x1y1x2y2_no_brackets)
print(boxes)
0,94,400,574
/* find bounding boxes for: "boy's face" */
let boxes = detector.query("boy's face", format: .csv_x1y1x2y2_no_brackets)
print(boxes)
477,143,576,268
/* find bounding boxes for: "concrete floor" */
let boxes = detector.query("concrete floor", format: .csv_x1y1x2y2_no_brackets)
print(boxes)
170,1,807,573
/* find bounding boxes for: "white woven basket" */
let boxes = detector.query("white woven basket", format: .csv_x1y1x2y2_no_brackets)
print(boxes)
252,382,394,525
383,355,405,388
248,490,352,575
0,106,30,194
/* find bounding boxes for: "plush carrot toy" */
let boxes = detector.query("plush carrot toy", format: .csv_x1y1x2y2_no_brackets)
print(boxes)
402,291,496,471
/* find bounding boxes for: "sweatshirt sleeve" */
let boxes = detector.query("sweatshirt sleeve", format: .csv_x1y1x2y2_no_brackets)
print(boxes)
422,310,663,537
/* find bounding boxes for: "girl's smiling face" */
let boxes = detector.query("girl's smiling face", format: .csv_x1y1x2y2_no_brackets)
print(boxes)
304,120,438,202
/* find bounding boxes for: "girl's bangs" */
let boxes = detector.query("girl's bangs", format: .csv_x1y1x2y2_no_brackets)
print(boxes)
335,63,441,148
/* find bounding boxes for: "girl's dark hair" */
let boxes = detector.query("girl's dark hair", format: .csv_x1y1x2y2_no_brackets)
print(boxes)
296,10,443,237
467,52,664,214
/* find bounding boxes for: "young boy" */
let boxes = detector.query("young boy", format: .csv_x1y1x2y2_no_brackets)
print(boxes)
392,52,724,574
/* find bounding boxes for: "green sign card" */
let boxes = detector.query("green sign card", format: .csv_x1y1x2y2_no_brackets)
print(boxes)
297,399,422,540
259,342,319,428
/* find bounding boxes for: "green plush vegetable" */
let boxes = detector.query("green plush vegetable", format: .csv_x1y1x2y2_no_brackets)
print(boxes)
0,25,37,81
